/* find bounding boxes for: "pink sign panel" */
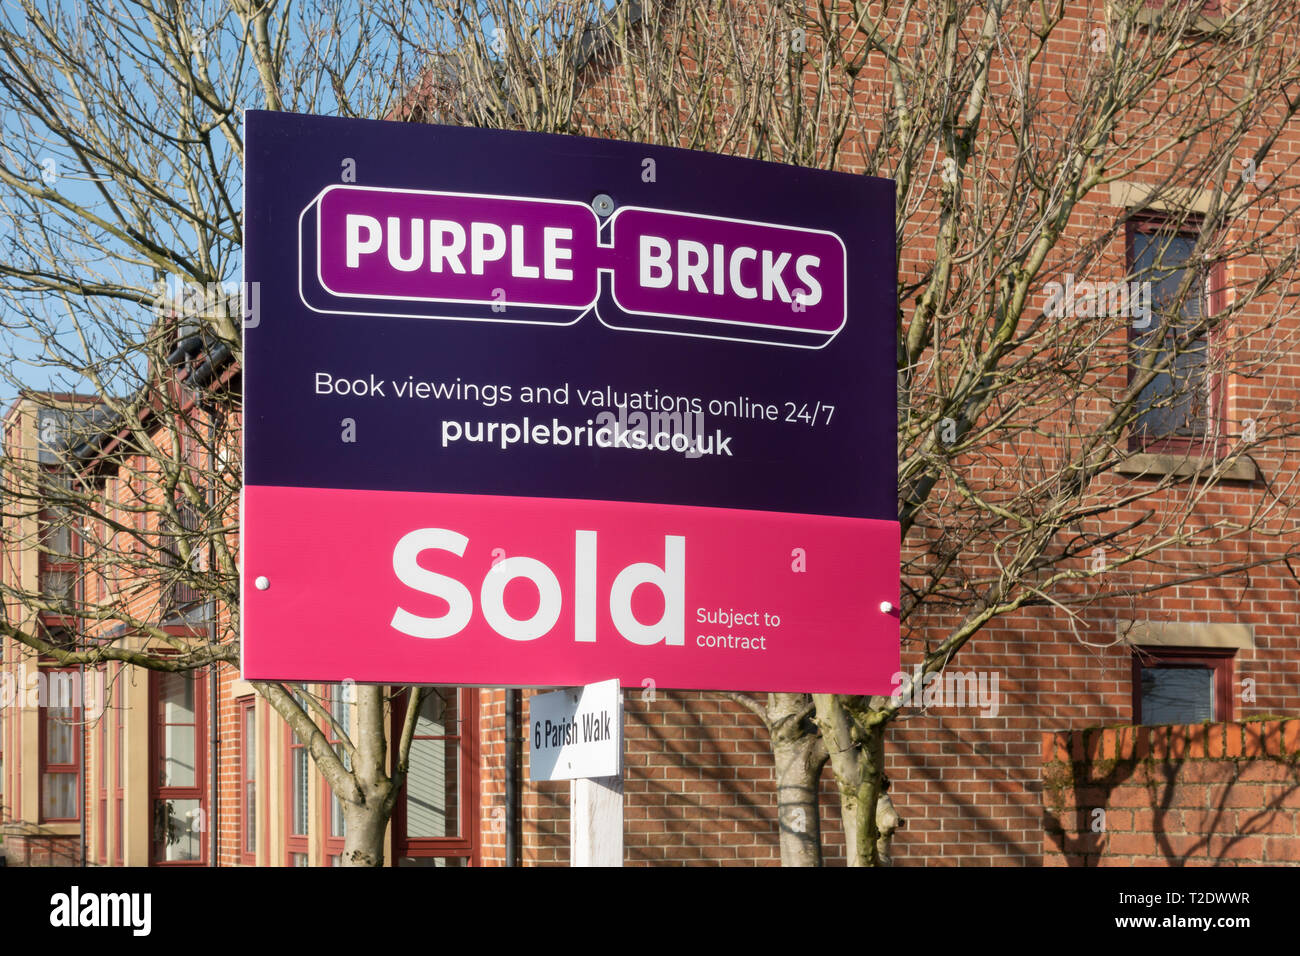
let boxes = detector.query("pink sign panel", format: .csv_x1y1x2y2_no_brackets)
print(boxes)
242,485,899,695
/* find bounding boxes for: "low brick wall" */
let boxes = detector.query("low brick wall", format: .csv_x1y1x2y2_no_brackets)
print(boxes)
1,826,81,866
1041,719,1300,866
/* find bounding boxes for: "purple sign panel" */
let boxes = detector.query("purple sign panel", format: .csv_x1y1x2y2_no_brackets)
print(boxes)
251,109,898,520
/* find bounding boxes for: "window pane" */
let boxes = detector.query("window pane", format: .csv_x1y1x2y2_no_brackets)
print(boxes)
1133,233,1201,318
1130,231,1208,439
162,723,196,788
161,673,195,723
245,708,257,771
1140,666,1214,724
159,674,196,787
154,798,202,862
99,711,107,790
406,692,460,839
40,569,75,605
243,706,257,854
292,744,309,835
42,771,77,818
331,792,346,839
246,781,258,854
327,685,349,839
1133,341,1208,438
407,738,458,838
40,514,72,556
45,707,75,764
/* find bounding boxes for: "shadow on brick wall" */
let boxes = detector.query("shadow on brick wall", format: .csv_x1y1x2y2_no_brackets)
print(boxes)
1041,719,1300,865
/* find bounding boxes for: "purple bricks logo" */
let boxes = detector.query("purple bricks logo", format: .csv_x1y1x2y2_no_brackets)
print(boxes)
298,185,847,348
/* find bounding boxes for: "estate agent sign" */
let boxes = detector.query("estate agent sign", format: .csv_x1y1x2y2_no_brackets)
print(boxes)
241,110,899,694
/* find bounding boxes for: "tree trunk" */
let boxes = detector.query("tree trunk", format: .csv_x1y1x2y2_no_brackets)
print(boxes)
769,693,827,866
339,683,395,867
813,695,901,866
853,721,887,866
340,799,391,867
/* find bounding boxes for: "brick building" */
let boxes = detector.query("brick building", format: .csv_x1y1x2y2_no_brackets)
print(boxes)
3,0,1300,867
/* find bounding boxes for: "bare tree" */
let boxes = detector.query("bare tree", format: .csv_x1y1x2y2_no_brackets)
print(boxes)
4,0,1300,869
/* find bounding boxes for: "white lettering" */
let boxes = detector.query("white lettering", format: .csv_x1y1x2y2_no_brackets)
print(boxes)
391,529,475,639
543,227,574,280
345,214,382,268
640,235,672,288
470,222,507,275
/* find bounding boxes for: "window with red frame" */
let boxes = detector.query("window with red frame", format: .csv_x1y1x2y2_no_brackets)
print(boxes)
151,671,206,864
285,691,310,866
164,422,207,613
1127,215,1225,453
39,668,80,821
238,696,257,865
1132,647,1234,725
392,687,477,867
322,685,350,866
38,473,78,614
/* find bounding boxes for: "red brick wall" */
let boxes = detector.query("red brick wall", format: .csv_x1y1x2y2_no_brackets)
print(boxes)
215,665,247,868
3,830,81,866
1041,719,1300,865
477,688,509,864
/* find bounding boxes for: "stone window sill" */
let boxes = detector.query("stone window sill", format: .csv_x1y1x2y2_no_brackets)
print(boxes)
1124,3,1226,37
1120,620,1253,650
1116,452,1257,482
